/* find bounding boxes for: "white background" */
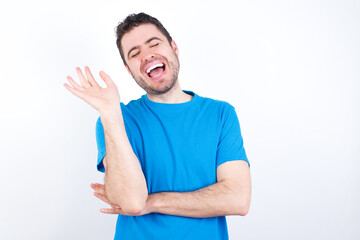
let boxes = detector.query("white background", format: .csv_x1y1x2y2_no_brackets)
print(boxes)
0,0,359,239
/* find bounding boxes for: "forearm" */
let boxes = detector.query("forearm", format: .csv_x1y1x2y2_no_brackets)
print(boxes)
100,107,148,214
148,180,250,218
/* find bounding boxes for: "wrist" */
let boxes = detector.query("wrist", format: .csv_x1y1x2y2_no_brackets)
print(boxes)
99,102,121,113
146,193,160,213
99,105,123,120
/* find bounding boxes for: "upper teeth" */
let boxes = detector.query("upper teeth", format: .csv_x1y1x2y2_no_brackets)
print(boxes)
146,63,164,73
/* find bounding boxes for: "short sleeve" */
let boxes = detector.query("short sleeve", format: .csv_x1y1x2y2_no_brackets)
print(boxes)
216,105,249,168
95,116,106,172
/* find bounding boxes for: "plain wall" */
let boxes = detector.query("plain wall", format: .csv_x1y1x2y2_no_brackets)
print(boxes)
0,0,359,239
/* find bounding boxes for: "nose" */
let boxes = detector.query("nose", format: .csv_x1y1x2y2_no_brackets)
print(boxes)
143,53,155,62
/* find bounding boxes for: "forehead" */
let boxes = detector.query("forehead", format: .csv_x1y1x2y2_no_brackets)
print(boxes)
121,23,166,52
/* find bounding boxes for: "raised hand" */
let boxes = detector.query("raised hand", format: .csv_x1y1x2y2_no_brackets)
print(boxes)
64,66,120,113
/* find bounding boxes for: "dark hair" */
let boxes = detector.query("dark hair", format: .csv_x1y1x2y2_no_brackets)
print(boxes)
115,12,173,65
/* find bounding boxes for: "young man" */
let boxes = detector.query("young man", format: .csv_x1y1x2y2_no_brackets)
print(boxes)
64,12,251,240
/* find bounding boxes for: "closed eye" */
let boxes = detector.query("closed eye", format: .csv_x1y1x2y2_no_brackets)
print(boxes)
150,43,159,47
131,51,140,58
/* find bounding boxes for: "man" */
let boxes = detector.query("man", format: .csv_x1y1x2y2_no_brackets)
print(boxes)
64,12,251,240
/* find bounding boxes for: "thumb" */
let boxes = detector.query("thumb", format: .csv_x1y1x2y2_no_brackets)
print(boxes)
99,71,114,87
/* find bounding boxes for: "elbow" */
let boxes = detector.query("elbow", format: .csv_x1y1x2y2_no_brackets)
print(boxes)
122,204,146,215
234,187,251,216
121,196,148,215
234,196,251,216
233,201,249,216
237,205,249,216
106,192,147,215
110,198,147,215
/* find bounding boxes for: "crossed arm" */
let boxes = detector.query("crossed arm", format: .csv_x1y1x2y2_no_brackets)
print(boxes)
92,159,251,218
94,109,251,218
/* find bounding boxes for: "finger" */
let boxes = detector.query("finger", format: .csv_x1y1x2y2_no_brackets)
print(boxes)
90,183,105,194
90,183,104,188
99,71,115,87
85,66,100,88
100,207,124,214
93,192,113,205
63,83,86,99
93,192,110,204
66,76,84,91
76,67,92,88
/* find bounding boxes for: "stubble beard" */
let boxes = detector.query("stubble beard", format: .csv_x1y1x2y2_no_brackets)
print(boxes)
131,55,180,96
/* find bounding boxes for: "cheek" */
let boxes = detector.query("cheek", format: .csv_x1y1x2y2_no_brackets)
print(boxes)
127,63,141,74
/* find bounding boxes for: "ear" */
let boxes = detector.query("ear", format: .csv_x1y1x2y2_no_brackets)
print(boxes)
171,40,179,56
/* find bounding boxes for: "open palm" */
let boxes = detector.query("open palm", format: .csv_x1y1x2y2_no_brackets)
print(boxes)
64,66,120,112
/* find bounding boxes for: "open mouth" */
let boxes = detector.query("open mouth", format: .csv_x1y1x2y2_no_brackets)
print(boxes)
145,62,166,79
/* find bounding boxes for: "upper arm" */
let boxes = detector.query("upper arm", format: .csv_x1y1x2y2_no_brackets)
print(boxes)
217,160,250,186
216,160,251,214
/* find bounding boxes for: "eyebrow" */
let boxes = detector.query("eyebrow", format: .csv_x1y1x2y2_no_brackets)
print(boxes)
127,37,163,59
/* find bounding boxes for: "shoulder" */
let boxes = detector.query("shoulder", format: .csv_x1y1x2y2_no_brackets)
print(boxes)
192,94,241,130
119,96,147,115
196,94,236,115
120,97,142,110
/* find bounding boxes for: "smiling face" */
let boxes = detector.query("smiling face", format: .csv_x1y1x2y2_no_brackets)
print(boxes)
121,23,180,96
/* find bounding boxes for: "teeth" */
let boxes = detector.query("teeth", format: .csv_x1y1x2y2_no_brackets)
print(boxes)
146,63,164,73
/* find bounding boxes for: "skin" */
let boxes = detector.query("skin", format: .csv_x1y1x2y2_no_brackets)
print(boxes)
64,23,251,218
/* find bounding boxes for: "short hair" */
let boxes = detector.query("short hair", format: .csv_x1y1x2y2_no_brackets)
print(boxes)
115,12,173,65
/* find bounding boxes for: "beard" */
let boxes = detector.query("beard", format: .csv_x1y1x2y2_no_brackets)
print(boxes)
130,54,180,96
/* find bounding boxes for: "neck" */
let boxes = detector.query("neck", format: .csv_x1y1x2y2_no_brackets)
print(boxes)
147,82,193,104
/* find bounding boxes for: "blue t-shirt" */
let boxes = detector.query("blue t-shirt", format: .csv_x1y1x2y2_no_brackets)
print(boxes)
95,91,249,240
